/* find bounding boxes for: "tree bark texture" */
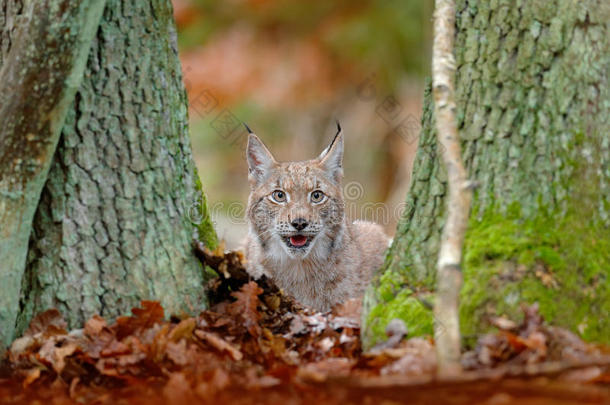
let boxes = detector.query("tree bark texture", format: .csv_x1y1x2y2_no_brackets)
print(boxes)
0,0,107,348
362,0,609,349
0,0,218,347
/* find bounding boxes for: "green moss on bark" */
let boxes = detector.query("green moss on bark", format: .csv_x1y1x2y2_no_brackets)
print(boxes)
362,286,434,346
363,200,610,348
362,0,608,351
193,167,218,250
461,202,610,343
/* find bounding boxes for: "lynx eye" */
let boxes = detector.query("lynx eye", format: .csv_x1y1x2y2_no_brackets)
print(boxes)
270,190,287,203
310,190,326,204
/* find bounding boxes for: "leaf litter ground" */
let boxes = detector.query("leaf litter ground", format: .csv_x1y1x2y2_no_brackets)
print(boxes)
1,243,609,404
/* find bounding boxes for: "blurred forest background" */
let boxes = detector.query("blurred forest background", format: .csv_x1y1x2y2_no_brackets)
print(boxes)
172,0,433,247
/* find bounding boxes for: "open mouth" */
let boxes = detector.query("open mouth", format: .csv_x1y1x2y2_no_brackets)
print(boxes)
284,235,311,249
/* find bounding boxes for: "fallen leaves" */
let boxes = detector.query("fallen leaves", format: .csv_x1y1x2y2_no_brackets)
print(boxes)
229,281,263,337
194,330,243,361
115,301,165,339
23,309,67,338
1,248,610,404
462,303,606,370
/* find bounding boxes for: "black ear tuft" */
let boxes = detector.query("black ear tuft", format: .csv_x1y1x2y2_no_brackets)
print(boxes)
318,123,344,183
243,122,254,134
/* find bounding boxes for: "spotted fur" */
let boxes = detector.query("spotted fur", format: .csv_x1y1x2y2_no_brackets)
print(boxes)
243,129,389,311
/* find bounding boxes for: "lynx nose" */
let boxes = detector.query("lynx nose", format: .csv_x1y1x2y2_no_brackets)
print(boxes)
291,218,309,231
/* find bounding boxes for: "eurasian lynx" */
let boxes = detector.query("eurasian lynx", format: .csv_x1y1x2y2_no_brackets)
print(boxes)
243,124,389,311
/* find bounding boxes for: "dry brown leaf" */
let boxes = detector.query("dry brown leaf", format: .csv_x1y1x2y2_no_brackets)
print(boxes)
297,357,355,382
115,301,164,339
379,338,436,376
332,298,362,320
37,338,79,374
490,316,518,331
84,315,107,336
169,318,196,342
24,309,67,338
22,368,41,388
165,340,189,366
195,329,243,361
99,340,131,357
230,281,263,337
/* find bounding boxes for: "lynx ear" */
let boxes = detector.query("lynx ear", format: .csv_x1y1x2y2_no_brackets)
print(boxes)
317,122,343,182
246,132,276,185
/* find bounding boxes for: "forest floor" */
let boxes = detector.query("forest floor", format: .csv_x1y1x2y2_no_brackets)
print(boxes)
1,243,609,405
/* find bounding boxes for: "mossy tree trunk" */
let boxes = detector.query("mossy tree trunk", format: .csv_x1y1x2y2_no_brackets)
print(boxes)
0,0,107,349
363,0,609,349
0,0,217,349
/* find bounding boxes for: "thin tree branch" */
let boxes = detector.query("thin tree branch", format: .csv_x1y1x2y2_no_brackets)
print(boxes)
431,0,472,377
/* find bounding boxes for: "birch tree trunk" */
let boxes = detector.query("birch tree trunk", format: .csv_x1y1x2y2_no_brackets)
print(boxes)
0,0,218,349
431,0,472,375
362,0,609,349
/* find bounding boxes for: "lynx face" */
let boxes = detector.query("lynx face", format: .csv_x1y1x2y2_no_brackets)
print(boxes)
246,127,345,260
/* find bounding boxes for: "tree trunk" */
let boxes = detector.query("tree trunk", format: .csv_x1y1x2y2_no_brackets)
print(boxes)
0,0,217,348
363,0,609,349
0,0,107,348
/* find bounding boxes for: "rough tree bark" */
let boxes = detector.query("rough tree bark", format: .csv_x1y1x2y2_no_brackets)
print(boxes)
0,0,107,348
0,0,217,349
362,0,609,349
